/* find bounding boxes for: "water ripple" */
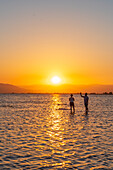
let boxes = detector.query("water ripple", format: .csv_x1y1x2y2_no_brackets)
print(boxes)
0,94,113,169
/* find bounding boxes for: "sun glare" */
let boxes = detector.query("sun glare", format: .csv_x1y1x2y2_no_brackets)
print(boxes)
51,76,61,84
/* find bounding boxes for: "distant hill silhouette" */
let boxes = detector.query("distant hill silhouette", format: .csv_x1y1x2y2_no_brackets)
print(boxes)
0,83,27,93
0,83,113,94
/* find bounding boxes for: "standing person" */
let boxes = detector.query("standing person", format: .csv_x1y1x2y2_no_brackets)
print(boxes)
69,94,75,113
80,92,89,112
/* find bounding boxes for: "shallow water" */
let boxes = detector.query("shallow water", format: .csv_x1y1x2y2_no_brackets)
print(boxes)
0,94,113,169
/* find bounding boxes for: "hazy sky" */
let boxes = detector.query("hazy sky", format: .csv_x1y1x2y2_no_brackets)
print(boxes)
0,0,113,86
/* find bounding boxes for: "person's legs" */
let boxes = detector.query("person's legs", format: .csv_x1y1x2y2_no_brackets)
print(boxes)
70,103,72,113
73,104,75,113
70,102,75,113
85,104,88,111
86,104,88,111
71,106,73,113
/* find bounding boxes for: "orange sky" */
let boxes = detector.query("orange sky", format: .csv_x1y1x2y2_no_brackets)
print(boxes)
0,0,113,91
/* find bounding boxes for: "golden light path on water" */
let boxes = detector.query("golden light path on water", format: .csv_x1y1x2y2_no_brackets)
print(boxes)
47,95,65,156
0,94,113,169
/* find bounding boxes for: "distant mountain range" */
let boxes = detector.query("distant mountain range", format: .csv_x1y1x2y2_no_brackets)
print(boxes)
0,83,113,93
0,83,27,93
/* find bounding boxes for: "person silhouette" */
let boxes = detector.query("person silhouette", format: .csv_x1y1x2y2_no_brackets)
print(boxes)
69,94,75,113
80,92,89,113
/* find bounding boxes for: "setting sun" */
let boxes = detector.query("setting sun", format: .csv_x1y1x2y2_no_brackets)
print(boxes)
51,76,61,84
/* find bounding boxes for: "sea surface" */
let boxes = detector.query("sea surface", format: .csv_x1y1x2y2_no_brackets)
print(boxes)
0,94,113,170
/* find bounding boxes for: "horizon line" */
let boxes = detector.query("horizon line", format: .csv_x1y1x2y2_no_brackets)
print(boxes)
1,83,113,86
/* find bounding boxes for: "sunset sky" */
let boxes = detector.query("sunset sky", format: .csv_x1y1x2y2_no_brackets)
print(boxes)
0,0,113,89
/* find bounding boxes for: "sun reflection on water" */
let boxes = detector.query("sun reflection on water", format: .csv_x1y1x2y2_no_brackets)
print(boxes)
0,94,113,169
47,94,66,154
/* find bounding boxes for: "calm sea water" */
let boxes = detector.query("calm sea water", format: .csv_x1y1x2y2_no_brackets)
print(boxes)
0,94,113,170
